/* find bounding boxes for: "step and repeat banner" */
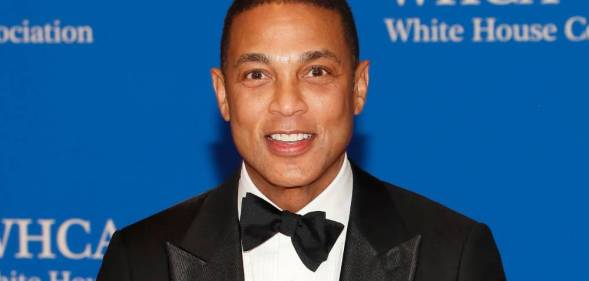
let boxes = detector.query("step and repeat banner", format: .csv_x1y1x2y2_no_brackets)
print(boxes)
1,0,588,280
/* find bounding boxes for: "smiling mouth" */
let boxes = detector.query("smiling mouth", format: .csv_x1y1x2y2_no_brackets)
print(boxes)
264,132,316,156
266,133,313,142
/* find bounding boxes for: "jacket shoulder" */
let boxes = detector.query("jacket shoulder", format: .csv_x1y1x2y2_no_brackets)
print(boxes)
98,188,217,280
382,179,480,244
355,166,478,234
383,180,478,234
360,171,504,280
381,181,505,281
117,189,212,246
355,166,482,250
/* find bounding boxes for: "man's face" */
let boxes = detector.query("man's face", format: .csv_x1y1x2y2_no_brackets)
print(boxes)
212,3,369,191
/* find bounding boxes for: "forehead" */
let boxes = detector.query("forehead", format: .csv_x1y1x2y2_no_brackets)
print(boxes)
227,3,349,63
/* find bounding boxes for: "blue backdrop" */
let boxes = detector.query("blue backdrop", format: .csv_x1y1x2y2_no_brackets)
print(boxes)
1,0,588,280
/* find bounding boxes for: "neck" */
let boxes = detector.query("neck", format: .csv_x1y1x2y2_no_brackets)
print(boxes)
245,154,346,213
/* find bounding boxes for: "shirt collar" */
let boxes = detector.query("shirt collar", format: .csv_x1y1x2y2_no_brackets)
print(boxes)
237,154,353,226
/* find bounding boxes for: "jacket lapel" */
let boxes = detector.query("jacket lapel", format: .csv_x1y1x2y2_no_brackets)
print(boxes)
166,172,244,281
340,164,421,281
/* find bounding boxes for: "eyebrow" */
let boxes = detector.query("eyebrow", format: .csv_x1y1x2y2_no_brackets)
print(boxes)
299,49,341,65
233,49,341,67
234,53,270,67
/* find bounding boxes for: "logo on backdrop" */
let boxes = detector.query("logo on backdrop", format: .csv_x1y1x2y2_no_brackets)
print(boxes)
384,0,589,43
0,218,115,281
0,20,94,45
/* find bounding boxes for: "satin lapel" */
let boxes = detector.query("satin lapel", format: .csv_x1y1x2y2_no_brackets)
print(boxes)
166,172,244,281
340,164,421,281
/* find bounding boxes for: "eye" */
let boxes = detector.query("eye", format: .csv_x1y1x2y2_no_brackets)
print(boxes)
245,70,268,80
241,69,271,88
305,66,330,78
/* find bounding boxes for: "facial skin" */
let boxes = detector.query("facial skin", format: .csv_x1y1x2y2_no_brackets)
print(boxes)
211,3,369,212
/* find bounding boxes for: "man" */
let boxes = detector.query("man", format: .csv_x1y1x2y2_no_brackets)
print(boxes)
97,1,506,280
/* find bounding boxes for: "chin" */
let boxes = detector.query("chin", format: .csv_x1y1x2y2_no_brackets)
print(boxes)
258,161,319,188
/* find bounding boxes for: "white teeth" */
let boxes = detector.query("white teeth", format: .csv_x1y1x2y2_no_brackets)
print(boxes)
269,133,312,142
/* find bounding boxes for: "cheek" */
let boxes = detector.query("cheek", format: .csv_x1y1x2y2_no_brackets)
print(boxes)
302,83,355,161
229,86,269,127
304,82,354,129
227,86,273,152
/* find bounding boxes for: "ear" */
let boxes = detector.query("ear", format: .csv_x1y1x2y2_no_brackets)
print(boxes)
353,60,370,115
211,68,230,121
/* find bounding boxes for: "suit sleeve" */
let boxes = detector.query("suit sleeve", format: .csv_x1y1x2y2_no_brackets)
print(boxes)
457,223,506,281
97,231,132,281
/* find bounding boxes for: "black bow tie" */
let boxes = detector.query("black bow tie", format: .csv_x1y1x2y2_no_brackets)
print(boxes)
239,192,345,271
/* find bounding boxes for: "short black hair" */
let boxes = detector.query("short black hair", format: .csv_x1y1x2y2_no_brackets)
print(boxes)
220,0,359,70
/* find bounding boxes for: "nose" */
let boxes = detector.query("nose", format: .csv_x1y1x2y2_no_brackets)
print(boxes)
269,79,308,116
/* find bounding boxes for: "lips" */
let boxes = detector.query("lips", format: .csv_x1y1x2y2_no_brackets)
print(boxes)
265,132,316,156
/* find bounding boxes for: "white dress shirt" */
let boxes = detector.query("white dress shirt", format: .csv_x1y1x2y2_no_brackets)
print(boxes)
237,155,354,281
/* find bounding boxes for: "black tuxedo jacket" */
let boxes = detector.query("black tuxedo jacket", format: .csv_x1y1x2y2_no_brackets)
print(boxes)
97,164,505,281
